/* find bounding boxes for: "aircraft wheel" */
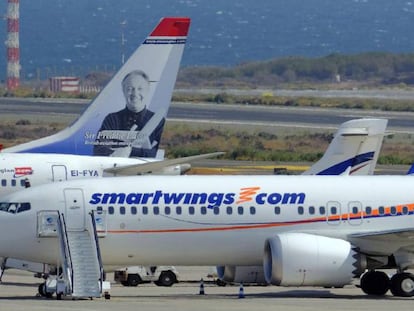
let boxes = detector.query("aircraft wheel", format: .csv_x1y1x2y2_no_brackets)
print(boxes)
390,273,414,297
360,270,389,296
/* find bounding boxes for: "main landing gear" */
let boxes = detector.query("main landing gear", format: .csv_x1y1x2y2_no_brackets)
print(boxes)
360,270,414,297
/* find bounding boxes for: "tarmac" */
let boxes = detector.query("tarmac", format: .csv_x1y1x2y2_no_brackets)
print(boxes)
1,267,414,311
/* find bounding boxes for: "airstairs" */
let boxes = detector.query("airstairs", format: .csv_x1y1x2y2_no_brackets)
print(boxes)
38,210,110,299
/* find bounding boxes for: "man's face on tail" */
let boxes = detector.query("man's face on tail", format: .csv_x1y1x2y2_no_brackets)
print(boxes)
122,72,149,113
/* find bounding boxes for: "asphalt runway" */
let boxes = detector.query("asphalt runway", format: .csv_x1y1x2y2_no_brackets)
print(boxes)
1,269,414,311
1,97,414,133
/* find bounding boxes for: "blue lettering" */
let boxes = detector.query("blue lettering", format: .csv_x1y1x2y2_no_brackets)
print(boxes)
152,191,162,204
223,193,235,204
102,193,126,204
183,193,193,204
88,190,306,207
207,193,224,209
267,193,282,204
255,193,267,204
163,192,185,204
141,193,154,204
89,193,102,204
126,193,142,204
191,193,208,205
282,193,305,204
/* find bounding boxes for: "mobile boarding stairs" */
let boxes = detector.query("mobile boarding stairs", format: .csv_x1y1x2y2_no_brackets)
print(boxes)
37,210,110,300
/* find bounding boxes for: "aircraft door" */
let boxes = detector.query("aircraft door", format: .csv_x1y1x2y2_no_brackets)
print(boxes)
64,188,85,231
52,165,67,182
326,201,341,225
347,201,363,225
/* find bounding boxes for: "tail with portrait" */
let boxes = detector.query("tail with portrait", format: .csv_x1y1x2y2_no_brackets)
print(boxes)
3,17,191,157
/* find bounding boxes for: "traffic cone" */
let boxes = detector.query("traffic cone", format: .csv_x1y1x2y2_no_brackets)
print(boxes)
199,278,205,295
238,282,245,298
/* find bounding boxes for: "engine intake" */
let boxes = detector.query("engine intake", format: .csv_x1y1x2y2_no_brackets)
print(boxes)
264,233,366,287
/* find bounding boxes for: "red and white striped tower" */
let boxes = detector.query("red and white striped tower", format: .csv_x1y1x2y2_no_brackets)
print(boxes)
6,0,20,90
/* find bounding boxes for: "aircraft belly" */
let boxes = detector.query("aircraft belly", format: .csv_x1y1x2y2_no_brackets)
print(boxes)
99,231,266,266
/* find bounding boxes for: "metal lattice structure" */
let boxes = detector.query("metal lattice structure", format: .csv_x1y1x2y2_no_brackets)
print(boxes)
6,0,20,90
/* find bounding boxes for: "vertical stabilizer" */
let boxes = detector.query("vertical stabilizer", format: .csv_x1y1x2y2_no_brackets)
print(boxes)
3,17,191,157
302,118,387,175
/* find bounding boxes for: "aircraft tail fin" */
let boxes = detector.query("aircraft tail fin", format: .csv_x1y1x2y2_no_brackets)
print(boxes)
302,118,387,175
3,17,191,157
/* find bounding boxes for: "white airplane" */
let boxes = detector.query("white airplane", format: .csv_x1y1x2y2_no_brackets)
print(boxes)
0,174,413,298
215,118,388,286
0,118,386,284
0,18,224,190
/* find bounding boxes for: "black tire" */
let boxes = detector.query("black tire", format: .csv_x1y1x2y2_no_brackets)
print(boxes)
38,283,46,297
390,273,414,297
121,281,130,287
127,274,141,287
156,271,176,287
216,279,227,287
360,271,390,296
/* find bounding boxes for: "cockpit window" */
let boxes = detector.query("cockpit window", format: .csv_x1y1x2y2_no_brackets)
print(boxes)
0,202,31,214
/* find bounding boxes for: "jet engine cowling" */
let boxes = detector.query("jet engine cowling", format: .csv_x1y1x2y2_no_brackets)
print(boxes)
216,265,266,284
263,233,366,287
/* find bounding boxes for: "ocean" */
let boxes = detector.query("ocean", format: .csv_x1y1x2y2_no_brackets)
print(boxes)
0,0,413,80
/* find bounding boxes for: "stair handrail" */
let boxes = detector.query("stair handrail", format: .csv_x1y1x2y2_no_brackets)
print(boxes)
56,211,73,294
89,211,105,294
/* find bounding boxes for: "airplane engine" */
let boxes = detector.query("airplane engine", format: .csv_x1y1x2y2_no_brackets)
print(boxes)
263,233,366,287
216,265,266,284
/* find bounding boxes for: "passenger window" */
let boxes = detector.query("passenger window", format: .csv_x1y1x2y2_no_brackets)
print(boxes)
330,206,337,215
189,206,195,215
298,206,304,215
108,206,114,215
309,206,315,215
250,206,256,215
319,206,325,215
153,206,159,215
378,206,385,215
238,206,244,215
201,206,207,215
11,180,16,187
176,206,182,215
352,206,359,214
226,206,232,215
142,206,148,215
97,206,103,213
20,179,25,187
131,206,137,215
274,206,280,215
214,206,220,215
390,206,397,215
120,206,125,215
2,179,6,187
365,206,372,215
402,206,409,215
165,206,171,215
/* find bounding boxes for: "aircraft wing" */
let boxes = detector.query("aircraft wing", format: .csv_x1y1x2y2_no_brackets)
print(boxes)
103,152,225,176
350,229,414,241
348,229,414,253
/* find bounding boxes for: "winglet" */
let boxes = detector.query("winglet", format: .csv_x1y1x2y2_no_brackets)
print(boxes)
150,17,190,37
